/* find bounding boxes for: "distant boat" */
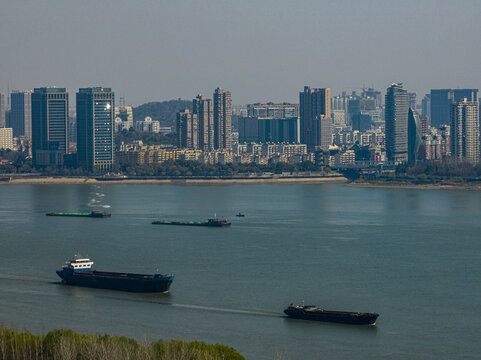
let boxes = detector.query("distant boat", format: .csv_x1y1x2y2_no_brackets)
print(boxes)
152,218,231,227
235,212,245,217
284,304,379,325
56,256,174,293
46,211,111,218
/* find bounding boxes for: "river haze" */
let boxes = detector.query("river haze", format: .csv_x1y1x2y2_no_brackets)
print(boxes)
0,183,480,359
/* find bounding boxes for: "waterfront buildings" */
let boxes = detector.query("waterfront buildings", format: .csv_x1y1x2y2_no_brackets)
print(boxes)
213,88,232,151
193,95,214,151
450,99,480,164
10,91,32,138
76,87,115,171
299,86,331,150
385,83,409,162
31,87,69,166
176,109,198,149
430,89,478,128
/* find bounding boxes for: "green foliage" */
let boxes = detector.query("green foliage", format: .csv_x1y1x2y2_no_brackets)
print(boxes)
0,327,245,360
133,99,192,126
117,160,325,178
402,160,481,178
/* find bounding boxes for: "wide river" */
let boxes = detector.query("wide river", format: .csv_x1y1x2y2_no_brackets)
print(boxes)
0,183,480,359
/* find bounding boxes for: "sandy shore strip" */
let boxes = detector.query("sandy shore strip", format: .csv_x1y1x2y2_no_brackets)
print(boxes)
347,181,481,190
1,176,348,185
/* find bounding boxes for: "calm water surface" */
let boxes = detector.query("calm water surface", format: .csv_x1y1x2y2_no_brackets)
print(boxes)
0,183,480,359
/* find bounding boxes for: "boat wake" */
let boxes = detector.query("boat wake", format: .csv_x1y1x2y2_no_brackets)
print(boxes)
0,273,53,284
170,303,280,317
87,293,279,318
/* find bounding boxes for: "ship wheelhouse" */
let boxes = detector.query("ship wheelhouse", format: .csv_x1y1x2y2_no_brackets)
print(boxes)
65,257,94,272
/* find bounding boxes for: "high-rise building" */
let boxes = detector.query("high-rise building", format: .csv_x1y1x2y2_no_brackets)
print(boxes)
247,103,299,118
450,99,479,164
193,95,214,151
76,87,115,171
238,117,299,144
385,83,409,162
176,109,198,149
213,88,232,150
421,94,430,118
114,105,133,130
363,88,383,107
408,92,417,110
0,93,6,128
0,128,13,150
10,91,32,138
408,108,422,164
31,87,69,166
430,89,478,128
299,86,331,150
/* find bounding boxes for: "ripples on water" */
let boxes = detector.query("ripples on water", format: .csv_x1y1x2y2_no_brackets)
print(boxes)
1,183,481,360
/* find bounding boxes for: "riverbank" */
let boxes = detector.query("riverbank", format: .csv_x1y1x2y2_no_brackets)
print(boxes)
348,180,481,190
0,175,348,185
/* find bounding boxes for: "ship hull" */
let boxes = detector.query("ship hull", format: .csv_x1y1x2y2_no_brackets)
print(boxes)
152,221,230,227
47,213,111,218
56,269,174,293
284,307,378,325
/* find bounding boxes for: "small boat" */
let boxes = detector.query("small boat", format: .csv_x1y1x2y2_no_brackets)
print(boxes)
56,256,174,293
235,212,245,217
46,211,111,218
152,218,231,227
284,304,379,325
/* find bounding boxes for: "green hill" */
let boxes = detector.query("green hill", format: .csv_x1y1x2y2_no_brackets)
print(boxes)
133,99,192,127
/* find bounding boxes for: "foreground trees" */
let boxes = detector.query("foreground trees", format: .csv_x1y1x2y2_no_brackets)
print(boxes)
0,328,245,360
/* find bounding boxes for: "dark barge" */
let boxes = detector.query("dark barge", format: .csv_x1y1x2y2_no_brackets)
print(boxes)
152,218,231,227
284,304,379,325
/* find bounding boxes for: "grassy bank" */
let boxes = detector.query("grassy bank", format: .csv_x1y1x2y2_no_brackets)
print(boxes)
0,328,245,360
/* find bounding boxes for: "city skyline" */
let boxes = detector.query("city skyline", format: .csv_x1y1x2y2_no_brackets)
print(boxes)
1,1,480,105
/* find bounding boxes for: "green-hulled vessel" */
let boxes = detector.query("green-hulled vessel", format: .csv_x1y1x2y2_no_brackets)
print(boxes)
46,211,111,218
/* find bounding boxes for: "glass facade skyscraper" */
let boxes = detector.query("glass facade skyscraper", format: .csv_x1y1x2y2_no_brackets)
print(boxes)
76,87,114,171
385,83,409,162
31,87,69,166
10,91,32,138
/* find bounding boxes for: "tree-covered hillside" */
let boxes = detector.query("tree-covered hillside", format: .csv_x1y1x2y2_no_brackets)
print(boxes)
133,99,192,127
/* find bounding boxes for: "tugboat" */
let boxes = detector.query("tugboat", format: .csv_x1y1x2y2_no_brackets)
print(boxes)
152,218,231,227
284,304,379,325
46,211,111,218
235,212,245,217
56,256,174,293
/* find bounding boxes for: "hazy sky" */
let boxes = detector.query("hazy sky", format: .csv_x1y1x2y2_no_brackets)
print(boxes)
1,0,480,106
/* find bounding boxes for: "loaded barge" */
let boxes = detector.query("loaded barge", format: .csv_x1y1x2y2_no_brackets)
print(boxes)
284,304,379,325
56,256,174,293
152,218,231,227
46,211,111,218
